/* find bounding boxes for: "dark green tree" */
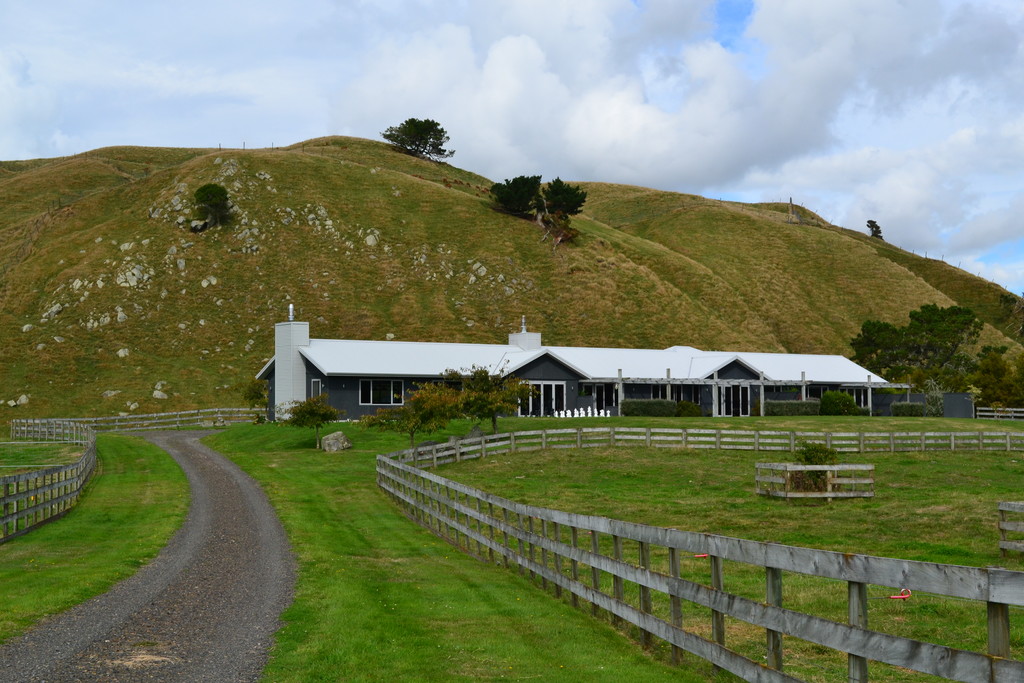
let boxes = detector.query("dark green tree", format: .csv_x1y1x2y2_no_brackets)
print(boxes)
285,393,341,449
193,183,231,228
490,175,542,216
850,304,982,389
866,219,883,240
240,378,269,422
442,366,535,434
381,118,455,161
360,382,462,448
541,177,588,217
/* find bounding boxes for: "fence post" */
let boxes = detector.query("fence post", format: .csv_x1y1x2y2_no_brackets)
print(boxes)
569,525,581,608
766,566,783,670
848,581,869,682
639,540,652,648
612,534,624,626
668,546,683,665
710,554,726,673
590,531,601,617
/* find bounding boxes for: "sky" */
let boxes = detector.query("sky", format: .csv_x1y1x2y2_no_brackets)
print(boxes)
2,0,1023,294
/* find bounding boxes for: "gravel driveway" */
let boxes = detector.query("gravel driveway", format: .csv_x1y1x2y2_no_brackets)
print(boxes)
0,430,296,682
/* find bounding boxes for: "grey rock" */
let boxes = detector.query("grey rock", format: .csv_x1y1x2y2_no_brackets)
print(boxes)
321,431,352,452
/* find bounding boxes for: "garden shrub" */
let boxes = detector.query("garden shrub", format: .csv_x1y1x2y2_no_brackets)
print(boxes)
891,401,927,417
763,399,820,416
675,400,702,417
620,399,677,417
793,441,839,491
819,391,859,416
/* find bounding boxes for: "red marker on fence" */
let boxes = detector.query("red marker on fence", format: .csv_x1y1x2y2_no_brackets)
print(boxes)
693,553,708,558
889,588,912,600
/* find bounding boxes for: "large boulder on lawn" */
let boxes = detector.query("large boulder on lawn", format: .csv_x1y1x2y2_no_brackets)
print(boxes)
322,431,352,452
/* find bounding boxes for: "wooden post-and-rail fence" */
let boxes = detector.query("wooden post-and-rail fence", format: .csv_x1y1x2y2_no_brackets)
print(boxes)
1,421,96,544
377,430,1024,682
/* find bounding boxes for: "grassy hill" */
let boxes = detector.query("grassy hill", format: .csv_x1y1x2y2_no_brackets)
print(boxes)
0,136,1019,418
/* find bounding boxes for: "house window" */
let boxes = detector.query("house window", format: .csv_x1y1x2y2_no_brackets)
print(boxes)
311,379,322,398
360,379,404,405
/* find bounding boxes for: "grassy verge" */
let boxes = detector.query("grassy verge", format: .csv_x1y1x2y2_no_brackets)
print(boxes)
0,442,83,474
205,422,703,682
441,423,1024,681
0,434,188,644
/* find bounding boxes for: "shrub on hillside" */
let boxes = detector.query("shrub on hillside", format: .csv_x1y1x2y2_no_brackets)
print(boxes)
621,399,677,417
763,399,820,416
891,401,927,417
819,390,859,416
676,400,702,417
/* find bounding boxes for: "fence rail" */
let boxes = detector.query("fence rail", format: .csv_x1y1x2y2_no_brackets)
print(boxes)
977,407,1024,420
395,426,1024,469
12,407,251,434
1,422,96,544
1000,502,1024,558
377,432,1024,682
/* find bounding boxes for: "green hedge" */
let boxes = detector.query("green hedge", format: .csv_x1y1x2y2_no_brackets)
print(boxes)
676,400,703,417
891,401,927,417
820,391,859,416
620,399,677,417
763,399,821,416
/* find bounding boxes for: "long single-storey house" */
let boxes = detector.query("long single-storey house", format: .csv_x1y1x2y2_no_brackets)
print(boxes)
257,315,899,420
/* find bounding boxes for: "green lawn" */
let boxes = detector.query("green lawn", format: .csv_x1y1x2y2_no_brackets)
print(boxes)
436,419,1024,681
5,415,1024,681
0,434,188,643
206,422,703,682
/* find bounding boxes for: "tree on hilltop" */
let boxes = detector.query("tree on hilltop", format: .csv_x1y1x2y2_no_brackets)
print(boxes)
381,118,455,162
866,219,883,240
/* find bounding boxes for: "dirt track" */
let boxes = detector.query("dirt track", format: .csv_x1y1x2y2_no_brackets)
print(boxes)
0,431,295,682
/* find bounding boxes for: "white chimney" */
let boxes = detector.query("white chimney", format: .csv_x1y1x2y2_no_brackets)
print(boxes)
274,316,309,419
508,316,542,350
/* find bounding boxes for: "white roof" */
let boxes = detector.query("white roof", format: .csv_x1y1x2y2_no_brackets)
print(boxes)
285,337,887,385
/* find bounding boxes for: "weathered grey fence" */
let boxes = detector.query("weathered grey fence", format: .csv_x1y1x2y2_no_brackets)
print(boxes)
977,407,1024,420
755,462,874,500
377,434,1024,682
1000,502,1024,558
396,427,1024,470
1,422,96,544
12,407,251,433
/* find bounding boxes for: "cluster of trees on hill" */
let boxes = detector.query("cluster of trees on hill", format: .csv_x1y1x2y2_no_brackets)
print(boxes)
851,303,1024,407
490,175,587,247
380,118,587,248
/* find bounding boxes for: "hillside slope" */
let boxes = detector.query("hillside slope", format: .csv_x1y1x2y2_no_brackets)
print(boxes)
0,137,1018,417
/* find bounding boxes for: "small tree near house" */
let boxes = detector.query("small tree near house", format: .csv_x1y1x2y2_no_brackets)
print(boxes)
442,365,535,434
360,381,463,448
285,393,341,449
